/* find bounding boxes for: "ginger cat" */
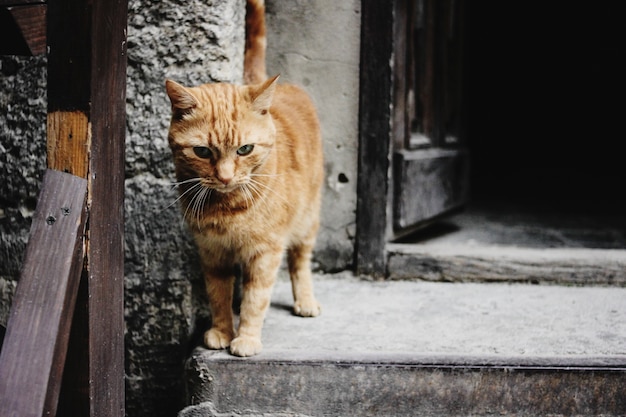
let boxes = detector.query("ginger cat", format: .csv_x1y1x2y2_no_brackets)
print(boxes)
165,0,323,357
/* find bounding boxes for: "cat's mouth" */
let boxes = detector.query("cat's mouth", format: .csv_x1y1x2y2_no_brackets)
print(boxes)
211,182,240,194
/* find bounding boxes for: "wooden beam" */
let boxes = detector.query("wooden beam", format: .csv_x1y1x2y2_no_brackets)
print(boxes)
393,148,469,232
47,111,90,178
0,170,88,417
84,0,127,414
46,0,128,415
355,0,395,277
0,3,46,56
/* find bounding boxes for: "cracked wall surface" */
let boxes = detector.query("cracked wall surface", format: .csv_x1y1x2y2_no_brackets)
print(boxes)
1,1,360,416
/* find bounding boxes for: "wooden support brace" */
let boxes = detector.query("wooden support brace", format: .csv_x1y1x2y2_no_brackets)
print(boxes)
46,0,128,415
0,2,46,56
0,169,88,417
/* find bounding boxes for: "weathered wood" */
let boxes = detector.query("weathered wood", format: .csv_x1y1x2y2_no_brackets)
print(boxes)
391,0,408,150
0,3,46,56
393,148,468,232
0,0,45,4
46,0,90,113
0,169,88,417
47,111,90,178
45,2,92,413
392,0,469,238
85,0,127,414
387,243,626,285
355,0,394,277
357,0,470,276
46,0,128,415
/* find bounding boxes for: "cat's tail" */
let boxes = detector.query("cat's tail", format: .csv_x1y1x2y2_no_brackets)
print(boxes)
244,0,268,84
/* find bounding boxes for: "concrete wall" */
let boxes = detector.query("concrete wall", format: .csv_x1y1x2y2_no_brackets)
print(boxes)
265,0,361,271
0,1,361,416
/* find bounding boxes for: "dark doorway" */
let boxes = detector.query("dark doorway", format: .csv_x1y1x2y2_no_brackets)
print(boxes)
356,1,626,277
468,4,624,213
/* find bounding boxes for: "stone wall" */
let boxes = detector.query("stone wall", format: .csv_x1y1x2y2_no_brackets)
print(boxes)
0,54,47,332
0,1,361,416
124,0,245,414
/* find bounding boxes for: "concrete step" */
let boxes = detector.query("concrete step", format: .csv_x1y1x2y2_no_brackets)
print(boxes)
179,273,626,416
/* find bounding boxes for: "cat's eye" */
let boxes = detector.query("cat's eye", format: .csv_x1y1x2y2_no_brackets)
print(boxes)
237,144,254,156
193,146,212,159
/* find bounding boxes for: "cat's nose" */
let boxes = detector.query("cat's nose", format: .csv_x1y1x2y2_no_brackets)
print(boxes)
216,161,235,185
218,175,232,185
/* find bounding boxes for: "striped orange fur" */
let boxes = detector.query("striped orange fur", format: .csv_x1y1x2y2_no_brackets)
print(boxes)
165,0,323,357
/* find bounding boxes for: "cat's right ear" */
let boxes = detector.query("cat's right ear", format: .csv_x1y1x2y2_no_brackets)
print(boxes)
165,79,198,116
250,74,279,115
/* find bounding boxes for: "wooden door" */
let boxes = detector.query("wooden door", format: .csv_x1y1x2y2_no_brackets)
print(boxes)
392,0,468,237
356,0,468,275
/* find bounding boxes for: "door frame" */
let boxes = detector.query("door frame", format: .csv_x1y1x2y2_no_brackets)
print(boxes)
355,0,468,277
355,0,395,277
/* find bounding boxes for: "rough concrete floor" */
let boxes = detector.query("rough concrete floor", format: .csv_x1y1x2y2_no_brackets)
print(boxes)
253,271,626,366
399,202,626,249
201,202,626,363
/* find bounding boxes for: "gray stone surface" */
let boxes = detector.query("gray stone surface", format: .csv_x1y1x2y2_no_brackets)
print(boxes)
182,275,626,416
183,355,625,417
126,0,245,180
250,273,626,359
265,0,361,271
388,204,626,284
0,55,47,327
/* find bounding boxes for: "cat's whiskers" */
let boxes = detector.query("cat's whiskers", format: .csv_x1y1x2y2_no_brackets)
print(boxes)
189,185,213,230
239,184,255,210
167,178,203,210
181,186,199,228
240,181,273,214
173,179,212,230
171,177,205,187
248,177,292,208
250,173,283,178
195,187,212,229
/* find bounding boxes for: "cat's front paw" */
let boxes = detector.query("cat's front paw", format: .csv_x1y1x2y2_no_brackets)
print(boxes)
230,335,263,357
204,328,234,350
294,298,321,317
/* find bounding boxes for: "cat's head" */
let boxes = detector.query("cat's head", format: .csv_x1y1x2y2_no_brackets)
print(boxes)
165,76,279,194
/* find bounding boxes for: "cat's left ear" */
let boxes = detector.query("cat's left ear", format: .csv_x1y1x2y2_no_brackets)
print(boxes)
250,74,279,115
166,79,199,115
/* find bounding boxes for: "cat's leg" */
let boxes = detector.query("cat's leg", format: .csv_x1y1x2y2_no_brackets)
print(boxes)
287,236,321,317
204,273,235,349
230,250,281,357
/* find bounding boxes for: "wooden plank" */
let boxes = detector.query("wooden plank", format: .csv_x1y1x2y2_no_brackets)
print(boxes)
47,110,90,178
46,0,128,415
56,274,91,416
0,0,45,5
0,169,88,417
0,4,46,56
355,0,394,277
85,0,127,414
387,244,626,285
46,0,90,114
393,148,468,233
45,1,92,414
391,0,408,150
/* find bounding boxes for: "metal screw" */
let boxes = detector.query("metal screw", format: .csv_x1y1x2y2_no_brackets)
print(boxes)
46,215,56,225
